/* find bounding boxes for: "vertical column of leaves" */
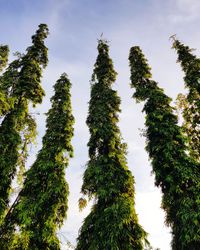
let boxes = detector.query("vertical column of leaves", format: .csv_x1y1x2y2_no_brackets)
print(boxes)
173,39,200,161
0,24,49,222
0,45,9,71
0,58,22,117
76,40,148,250
13,73,74,250
0,100,27,219
0,45,10,115
129,46,200,249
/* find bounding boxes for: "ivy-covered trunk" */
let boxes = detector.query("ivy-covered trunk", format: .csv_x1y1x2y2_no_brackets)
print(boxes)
173,38,200,161
11,73,74,249
0,45,10,115
76,40,148,250
129,46,200,249
0,24,48,246
0,100,27,219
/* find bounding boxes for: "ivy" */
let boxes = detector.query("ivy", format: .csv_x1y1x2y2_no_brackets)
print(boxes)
0,24,48,248
129,46,200,249
76,40,149,250
11,73,74,249
0,45,10,115
173,38,200,161
0,45,9,72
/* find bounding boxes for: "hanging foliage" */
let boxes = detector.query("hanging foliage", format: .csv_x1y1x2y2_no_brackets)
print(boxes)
0,45,10,115
0,24,48,224
173,38,200,161
129,46,200,249
11,73,74,249
76,40,149,250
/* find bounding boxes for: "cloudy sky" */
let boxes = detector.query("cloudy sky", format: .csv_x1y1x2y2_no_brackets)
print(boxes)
1,0,200,249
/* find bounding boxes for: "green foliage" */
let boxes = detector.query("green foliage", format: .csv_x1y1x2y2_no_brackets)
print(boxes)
12,73,74,249
78,197,87,212
172,39,200,94
129,46,200,249
0,45,9,72
0,45,10,115
0,57,22,116
176,93,200,161
0,23,48,233
0,90,10,116
0,102,25,219
16,113,37,187
173,39,200,161
76,40,149,250
13,24,48,104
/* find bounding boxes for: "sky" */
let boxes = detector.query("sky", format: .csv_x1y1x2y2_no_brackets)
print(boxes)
1,0,200,249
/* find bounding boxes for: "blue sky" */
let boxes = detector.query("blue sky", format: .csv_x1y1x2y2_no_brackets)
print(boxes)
1,0,200,249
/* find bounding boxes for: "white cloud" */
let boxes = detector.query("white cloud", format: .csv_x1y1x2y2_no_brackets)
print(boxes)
136,190,171,250
176,0,200,13
169,0,200,23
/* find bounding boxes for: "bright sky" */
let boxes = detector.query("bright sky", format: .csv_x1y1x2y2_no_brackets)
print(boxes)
1,0,200,249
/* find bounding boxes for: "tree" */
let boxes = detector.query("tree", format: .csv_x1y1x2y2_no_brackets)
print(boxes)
0,45,10,115
76,40,149,250
10,73,74,249
172,38,200,161
129,46,200,249
0,24,49,223
0,45,9,72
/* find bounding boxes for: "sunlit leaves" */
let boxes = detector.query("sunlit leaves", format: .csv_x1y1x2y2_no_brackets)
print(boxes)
0,45,9,72
77,40,149,250
173,39,200,162
14,73,74,249
0,24,48,249
129,46,200,249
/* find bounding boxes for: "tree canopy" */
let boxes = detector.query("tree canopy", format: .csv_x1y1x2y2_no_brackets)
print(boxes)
129,46,200,249
0,23,48,238
1,25,200,250
173,38,200,161
76,40,149,250
0,45,10,115
10,73,74,249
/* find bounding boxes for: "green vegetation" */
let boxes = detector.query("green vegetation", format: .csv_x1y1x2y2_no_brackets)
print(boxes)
0,45,9,72
0,45,10,115
1,25,200,250
129,46,200,249
12,73,74,249
0,24,49,225
173,38,200,161
76,40,149,250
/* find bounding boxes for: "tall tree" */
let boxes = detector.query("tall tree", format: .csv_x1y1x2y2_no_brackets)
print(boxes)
0,45,10,115
76,40,148,250
10,73,74,249
0,24,48,222
129,46,200,249
172,38,200,161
